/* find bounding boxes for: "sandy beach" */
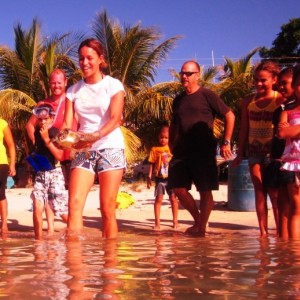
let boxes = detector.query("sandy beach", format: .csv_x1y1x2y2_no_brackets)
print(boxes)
4,182,276,238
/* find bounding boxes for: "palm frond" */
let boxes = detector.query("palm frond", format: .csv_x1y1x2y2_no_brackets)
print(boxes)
0,89,36,128
121,126,141,164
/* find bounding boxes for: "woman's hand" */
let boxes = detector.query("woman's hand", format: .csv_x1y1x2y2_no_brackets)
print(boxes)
8,164,16,177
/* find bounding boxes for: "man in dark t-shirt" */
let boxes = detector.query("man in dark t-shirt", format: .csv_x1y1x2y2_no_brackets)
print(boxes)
168,60,235,236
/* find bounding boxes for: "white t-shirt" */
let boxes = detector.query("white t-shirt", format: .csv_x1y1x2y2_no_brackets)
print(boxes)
66,75,125,150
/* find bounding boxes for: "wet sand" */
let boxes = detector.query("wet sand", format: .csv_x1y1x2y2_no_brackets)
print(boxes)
4,182,276,238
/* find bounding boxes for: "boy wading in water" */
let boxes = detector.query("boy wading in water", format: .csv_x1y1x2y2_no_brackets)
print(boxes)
147,126,179,230
29,104,68,239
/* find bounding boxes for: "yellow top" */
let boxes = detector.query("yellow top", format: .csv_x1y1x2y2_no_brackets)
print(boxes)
0,119,8,164
247,92,279,157
148,145,172,178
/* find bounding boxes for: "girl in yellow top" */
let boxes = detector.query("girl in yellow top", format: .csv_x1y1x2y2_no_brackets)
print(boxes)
147,126,179,230
0,118,16,234
232,61,284,237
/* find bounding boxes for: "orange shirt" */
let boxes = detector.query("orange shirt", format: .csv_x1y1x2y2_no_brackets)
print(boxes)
148,145,172,178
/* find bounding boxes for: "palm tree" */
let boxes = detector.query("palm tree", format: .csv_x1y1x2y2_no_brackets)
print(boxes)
216,48,259,142
0,18,84,123
0,18,83,185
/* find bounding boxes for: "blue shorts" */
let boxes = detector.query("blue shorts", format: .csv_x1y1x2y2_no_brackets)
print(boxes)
71,148,126,174
154,178,173,197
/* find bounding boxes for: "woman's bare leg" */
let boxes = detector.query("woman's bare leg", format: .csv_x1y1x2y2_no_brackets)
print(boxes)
98,169,123,239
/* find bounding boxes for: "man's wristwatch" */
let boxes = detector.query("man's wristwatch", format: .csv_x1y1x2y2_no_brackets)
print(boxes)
222,140,231,146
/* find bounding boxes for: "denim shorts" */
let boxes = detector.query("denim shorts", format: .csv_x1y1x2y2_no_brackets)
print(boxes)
71,148,126,174
154,178,173,197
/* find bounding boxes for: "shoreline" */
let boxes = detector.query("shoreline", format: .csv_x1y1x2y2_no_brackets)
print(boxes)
4,183,276,238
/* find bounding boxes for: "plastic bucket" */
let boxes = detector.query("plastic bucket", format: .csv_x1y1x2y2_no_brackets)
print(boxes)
227,159,255,211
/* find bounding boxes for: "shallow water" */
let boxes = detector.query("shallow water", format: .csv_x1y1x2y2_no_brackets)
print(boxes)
1,231,300,299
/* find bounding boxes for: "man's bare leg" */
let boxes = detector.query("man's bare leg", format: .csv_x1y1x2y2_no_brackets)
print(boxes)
198,190,214,236
173,187,200,233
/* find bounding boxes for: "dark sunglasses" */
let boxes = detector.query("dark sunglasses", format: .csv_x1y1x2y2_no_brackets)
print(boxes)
179,71,199,77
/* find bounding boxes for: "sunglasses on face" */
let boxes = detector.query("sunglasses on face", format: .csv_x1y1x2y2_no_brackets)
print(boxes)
33,106,56,119
179,71,199,77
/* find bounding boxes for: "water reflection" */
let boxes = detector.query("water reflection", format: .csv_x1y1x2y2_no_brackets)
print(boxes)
1,233,300,298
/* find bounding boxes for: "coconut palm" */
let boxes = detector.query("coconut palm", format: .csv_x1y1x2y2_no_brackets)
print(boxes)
0,18,84,125
0,18,83,185
216,48,259,141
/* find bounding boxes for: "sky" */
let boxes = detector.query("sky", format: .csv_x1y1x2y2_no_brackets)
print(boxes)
0,0,299,83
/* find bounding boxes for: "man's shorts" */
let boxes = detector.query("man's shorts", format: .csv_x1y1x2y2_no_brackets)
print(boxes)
30,167,68,217
71,148,126,174
167,157,219,191
154,178,173,197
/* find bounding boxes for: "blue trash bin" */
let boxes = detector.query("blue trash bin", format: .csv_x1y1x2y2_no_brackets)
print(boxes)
7,176,14,189
227,159,256,211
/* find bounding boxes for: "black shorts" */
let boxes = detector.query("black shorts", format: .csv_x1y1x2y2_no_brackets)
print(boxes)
167,157,219,191
0,164,9,200
263,160,295,188
263,160,282,188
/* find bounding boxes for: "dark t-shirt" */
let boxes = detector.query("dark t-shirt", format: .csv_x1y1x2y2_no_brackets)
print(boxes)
170,87,230,158
34,126,59,166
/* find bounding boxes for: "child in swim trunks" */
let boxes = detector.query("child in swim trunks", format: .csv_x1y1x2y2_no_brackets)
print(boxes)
29,104,68,239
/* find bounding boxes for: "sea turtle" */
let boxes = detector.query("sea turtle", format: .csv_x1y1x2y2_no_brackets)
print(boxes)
52,128,100,151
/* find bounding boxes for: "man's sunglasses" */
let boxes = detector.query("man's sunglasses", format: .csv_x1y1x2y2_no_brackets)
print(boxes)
179,71,199,77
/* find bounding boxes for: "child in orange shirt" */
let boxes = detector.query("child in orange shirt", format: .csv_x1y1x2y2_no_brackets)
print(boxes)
147,126,179,230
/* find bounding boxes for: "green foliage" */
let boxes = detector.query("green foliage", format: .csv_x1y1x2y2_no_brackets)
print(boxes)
259,18,300,65
2,11,298,177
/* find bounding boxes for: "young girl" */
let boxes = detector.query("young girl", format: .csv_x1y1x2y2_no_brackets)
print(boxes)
277,64,300,239
147,126,179,230
271,67,296,239
232,61,284,237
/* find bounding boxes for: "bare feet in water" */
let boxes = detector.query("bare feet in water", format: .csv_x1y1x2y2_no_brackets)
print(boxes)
153,225,161,231
185,225,205,237
173,223,179,230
